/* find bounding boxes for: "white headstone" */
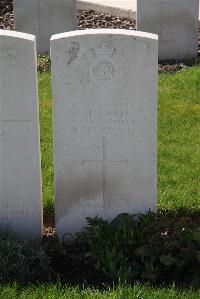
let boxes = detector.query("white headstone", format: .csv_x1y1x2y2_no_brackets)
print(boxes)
13,0,77,54
0,30,42,238
51,29,158,239
137,0,199,62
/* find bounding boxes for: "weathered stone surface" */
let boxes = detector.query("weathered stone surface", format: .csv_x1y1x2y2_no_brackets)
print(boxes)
0,30,42,238
51,29,158,239
13,0,76,54
137,0,199,62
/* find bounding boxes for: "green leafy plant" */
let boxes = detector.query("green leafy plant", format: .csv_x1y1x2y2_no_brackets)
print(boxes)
82,213,200,285
84,212,157,282
37,55,51,72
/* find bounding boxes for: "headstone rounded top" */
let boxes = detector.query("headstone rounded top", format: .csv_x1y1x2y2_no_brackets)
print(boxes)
0,30,35,41
51,29,158,42
51,27,158,238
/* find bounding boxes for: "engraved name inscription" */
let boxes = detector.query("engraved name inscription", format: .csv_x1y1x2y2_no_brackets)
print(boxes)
66,103,135,134
161,25,184,43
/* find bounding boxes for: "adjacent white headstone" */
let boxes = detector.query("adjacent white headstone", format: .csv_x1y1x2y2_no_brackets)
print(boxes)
13,0,77,54
51,29,158,239
0,30,42,238
137,0,199,62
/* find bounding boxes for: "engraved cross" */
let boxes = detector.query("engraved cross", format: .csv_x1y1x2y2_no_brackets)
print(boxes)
82,135,128,200
160,0,175,43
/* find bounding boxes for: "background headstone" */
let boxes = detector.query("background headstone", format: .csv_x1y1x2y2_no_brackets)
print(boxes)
0,30,42,238
137,0,199,62
51,29,158,239
14,0,77,54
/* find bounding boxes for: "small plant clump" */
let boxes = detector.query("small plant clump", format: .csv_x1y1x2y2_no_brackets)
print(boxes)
76,213,200,287
37,55,51,72
0,228,52,283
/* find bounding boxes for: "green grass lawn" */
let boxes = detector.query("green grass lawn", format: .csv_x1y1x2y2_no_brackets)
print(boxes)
39,66,200,213
158,67,200,212
0,284,200,299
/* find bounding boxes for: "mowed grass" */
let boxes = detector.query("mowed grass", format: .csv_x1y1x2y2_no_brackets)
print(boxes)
38,66,200,212
38,72,54,210
0,284,199,299
158,67,200,212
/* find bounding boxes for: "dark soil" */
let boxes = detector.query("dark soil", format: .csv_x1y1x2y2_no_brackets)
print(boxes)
1,0,200,73
43,209,200,238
